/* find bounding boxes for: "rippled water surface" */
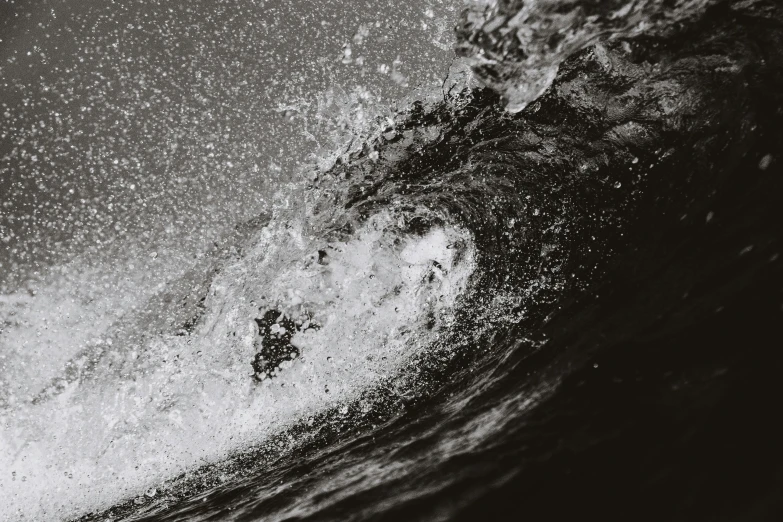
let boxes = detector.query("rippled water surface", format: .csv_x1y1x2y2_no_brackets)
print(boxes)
2,1,783,521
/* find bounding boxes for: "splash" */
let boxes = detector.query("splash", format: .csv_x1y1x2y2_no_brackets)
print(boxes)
0,204,475,520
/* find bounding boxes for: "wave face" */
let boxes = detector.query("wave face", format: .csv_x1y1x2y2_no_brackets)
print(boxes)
3,1,783,521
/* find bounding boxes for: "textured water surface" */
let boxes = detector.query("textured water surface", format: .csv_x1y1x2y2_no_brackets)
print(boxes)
2,1,783,521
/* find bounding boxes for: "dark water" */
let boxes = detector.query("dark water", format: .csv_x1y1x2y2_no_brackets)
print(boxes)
3,1,783,521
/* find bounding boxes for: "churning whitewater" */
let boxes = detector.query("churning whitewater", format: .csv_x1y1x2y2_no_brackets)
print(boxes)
1,198,476,519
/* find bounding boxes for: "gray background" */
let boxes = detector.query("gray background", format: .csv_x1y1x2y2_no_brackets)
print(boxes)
0,0,462,290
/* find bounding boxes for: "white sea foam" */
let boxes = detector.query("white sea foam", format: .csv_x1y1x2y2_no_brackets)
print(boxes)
0,208,475,521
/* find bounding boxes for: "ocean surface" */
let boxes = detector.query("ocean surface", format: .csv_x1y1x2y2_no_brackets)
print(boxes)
2,1,783,520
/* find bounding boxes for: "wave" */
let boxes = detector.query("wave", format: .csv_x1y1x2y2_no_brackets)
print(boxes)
2,0,783,520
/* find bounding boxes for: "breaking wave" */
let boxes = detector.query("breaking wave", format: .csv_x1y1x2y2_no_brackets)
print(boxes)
2,0,783,520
